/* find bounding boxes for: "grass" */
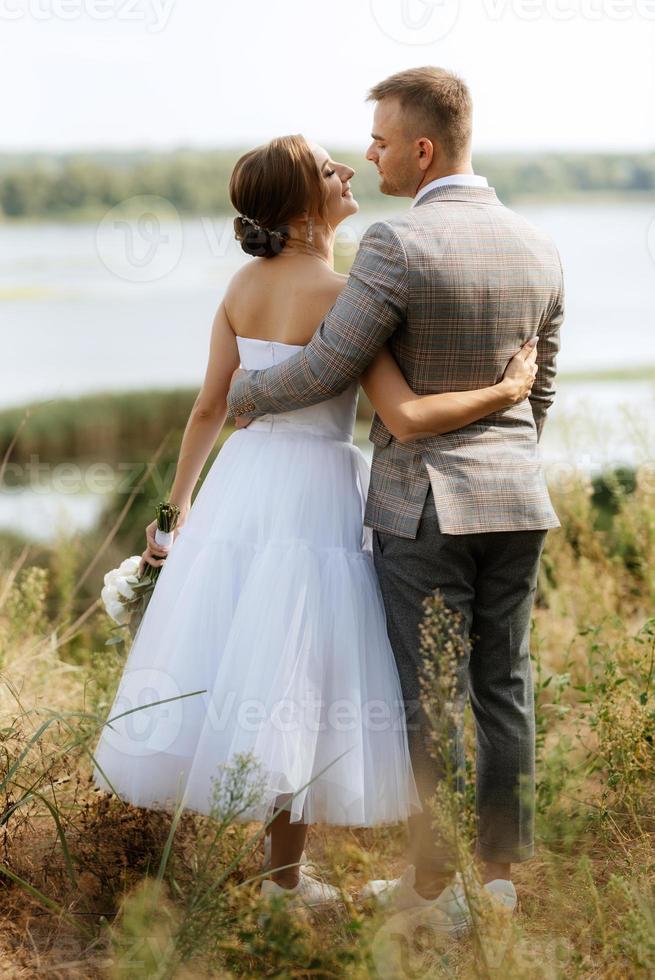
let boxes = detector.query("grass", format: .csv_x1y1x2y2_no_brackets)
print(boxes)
1,374,654,482
0,436,654,976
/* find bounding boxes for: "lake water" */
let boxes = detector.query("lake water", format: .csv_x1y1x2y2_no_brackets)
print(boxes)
2,201,655,407
1,202,654,541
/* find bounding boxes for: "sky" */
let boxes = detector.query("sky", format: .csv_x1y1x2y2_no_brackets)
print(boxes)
1,0,654,154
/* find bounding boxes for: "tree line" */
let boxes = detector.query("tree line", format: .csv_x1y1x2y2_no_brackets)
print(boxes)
1,148,654,220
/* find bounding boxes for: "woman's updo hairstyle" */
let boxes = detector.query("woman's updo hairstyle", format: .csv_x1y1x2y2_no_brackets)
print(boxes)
229,135,328,258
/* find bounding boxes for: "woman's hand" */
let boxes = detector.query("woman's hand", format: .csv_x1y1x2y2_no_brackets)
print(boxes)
361,337,542,444
499,337,539,405
137,510,188,576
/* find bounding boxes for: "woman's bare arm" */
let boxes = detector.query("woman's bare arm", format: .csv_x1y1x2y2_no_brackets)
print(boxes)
167,301,240,511
360,342,538,445
140,301,240,573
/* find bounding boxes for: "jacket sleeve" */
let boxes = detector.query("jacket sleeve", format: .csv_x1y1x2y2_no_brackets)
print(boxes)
227,220,409,418
529,254,564,440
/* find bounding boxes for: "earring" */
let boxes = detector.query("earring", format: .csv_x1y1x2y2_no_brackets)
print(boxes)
306,216,314,245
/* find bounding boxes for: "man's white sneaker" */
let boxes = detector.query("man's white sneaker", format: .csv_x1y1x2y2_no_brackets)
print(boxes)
426,873,471,933
360,867,517,934
260,869,343,914
360,867,468,926
481,878,517,912
446,876,518,930
358,864,417,908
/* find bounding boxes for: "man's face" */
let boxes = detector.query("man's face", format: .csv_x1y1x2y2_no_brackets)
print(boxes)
365,97,422,198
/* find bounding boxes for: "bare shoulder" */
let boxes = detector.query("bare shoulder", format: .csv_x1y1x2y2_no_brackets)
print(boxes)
223,258,347,339
283,262,346,307
224,260,263,299
222,259,270,319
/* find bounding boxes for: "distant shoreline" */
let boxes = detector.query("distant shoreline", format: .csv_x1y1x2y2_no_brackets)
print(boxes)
0,190,654,226
1,148,653,221
1,367,652,421
557,367,655,383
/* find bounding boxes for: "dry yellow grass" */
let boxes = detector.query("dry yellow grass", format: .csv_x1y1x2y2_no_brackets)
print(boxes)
0,464,653,978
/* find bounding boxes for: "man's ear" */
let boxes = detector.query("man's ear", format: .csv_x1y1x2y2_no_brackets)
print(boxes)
417,137,435,172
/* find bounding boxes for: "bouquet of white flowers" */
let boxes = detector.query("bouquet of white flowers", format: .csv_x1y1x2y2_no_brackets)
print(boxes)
102,555,143,628
102,501,180,645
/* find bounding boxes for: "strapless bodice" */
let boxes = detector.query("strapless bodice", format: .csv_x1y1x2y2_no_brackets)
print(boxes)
235,336,358,442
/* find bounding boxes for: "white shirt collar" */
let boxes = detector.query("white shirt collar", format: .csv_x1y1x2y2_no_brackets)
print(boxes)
413,173,489,206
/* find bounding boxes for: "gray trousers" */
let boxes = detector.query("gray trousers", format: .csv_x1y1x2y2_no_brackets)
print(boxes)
372,485,547,870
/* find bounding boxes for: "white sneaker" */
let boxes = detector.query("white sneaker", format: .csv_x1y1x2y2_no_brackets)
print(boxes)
427,873,471,932
446,876,518,931
361,867,517,935
361,868,473,936
481,878,518,912
260,869,343,915
360,866,465,913
358,864,418,909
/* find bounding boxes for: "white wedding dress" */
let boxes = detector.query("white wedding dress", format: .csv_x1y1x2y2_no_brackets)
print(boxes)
93,337,422,826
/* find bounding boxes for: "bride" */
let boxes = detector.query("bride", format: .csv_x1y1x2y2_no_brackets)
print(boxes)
92,134,538,911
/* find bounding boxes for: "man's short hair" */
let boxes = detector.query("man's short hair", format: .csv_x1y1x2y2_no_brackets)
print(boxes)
367,66,473,160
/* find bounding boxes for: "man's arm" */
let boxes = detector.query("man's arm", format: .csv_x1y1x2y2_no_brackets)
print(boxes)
529,257,564,440
227,220,409,419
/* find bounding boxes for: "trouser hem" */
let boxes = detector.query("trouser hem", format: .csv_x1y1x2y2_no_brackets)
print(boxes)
475,839,535,863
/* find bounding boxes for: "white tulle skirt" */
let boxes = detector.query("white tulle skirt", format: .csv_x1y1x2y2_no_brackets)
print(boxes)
92,427,422,826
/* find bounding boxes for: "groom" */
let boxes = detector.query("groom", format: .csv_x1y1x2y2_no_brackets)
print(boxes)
228,66,564,924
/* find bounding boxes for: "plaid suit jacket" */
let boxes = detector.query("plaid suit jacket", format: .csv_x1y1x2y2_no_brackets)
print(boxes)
228,185,564,538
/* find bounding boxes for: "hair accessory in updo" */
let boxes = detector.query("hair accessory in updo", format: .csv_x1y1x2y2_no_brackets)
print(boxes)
234,214,289,258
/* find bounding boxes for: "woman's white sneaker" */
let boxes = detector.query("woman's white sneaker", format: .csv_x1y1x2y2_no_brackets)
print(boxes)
260,869,343,913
